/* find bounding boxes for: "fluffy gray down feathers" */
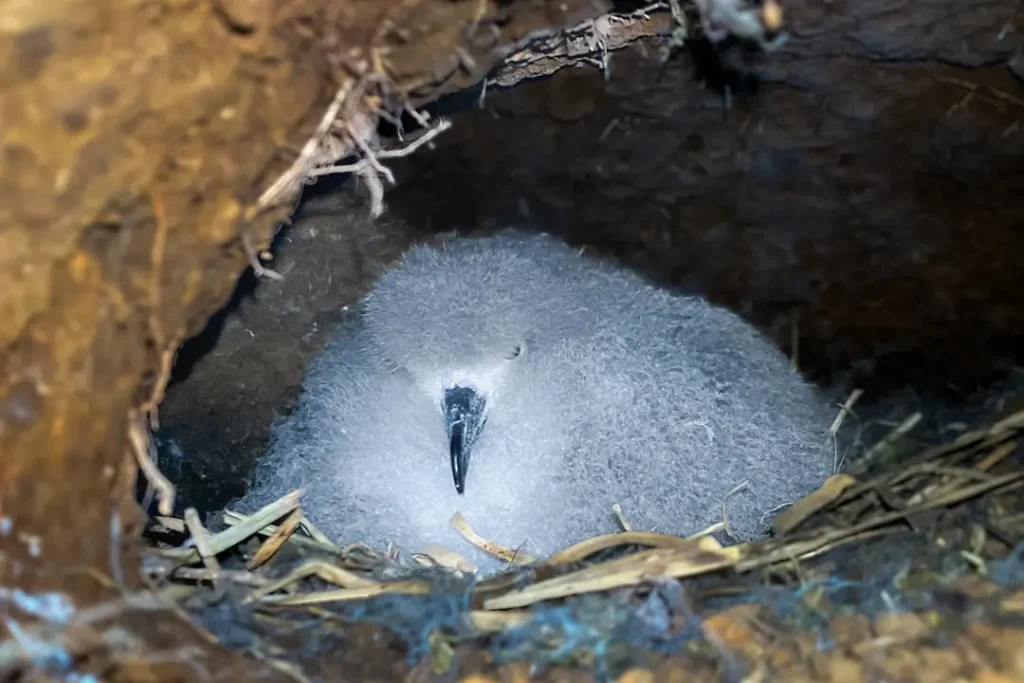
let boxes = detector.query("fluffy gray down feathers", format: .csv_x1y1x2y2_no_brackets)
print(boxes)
239,230,832,571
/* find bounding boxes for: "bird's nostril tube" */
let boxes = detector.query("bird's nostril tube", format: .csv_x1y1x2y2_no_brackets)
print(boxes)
443,385,488,495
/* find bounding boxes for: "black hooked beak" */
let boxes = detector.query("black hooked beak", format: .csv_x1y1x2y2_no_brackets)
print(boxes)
443,385,487,495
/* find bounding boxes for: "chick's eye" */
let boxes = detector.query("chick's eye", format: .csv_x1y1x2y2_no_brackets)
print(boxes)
507,344,523,360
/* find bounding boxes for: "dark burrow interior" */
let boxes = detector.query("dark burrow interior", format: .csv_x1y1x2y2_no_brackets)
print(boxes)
143,30,1024,676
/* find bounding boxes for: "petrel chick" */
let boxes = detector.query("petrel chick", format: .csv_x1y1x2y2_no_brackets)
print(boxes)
239,230,831,572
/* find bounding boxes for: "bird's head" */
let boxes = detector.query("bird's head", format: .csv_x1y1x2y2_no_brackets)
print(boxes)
361,231,587,495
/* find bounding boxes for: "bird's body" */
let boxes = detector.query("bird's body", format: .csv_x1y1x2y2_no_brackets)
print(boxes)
240,230,831,572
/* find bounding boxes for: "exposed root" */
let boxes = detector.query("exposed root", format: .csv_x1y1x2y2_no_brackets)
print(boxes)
242,229,284,282
128,411,175,516
309,118,453,218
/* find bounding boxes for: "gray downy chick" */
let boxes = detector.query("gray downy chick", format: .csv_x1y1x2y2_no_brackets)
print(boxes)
239,230,832,572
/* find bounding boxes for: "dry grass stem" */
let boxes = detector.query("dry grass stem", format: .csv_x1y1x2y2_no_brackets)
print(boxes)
171,490,304,566
484,537,742,610
298,516,339,550
831,388,864,472
738,471,1024,572
135,390,1024,669
261,580,431,606
689,521,727,538
248,507,304,570
859,412,922,464
468,610,532,633
612,503,634,531
183,508,221,576
413,544,477,573
248,560,378,604
547,531,700,566
773,473,859,535
450,512,537,565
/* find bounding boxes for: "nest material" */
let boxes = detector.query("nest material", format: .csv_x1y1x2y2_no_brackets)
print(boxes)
5,402,1024,682
118,403,1024,681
